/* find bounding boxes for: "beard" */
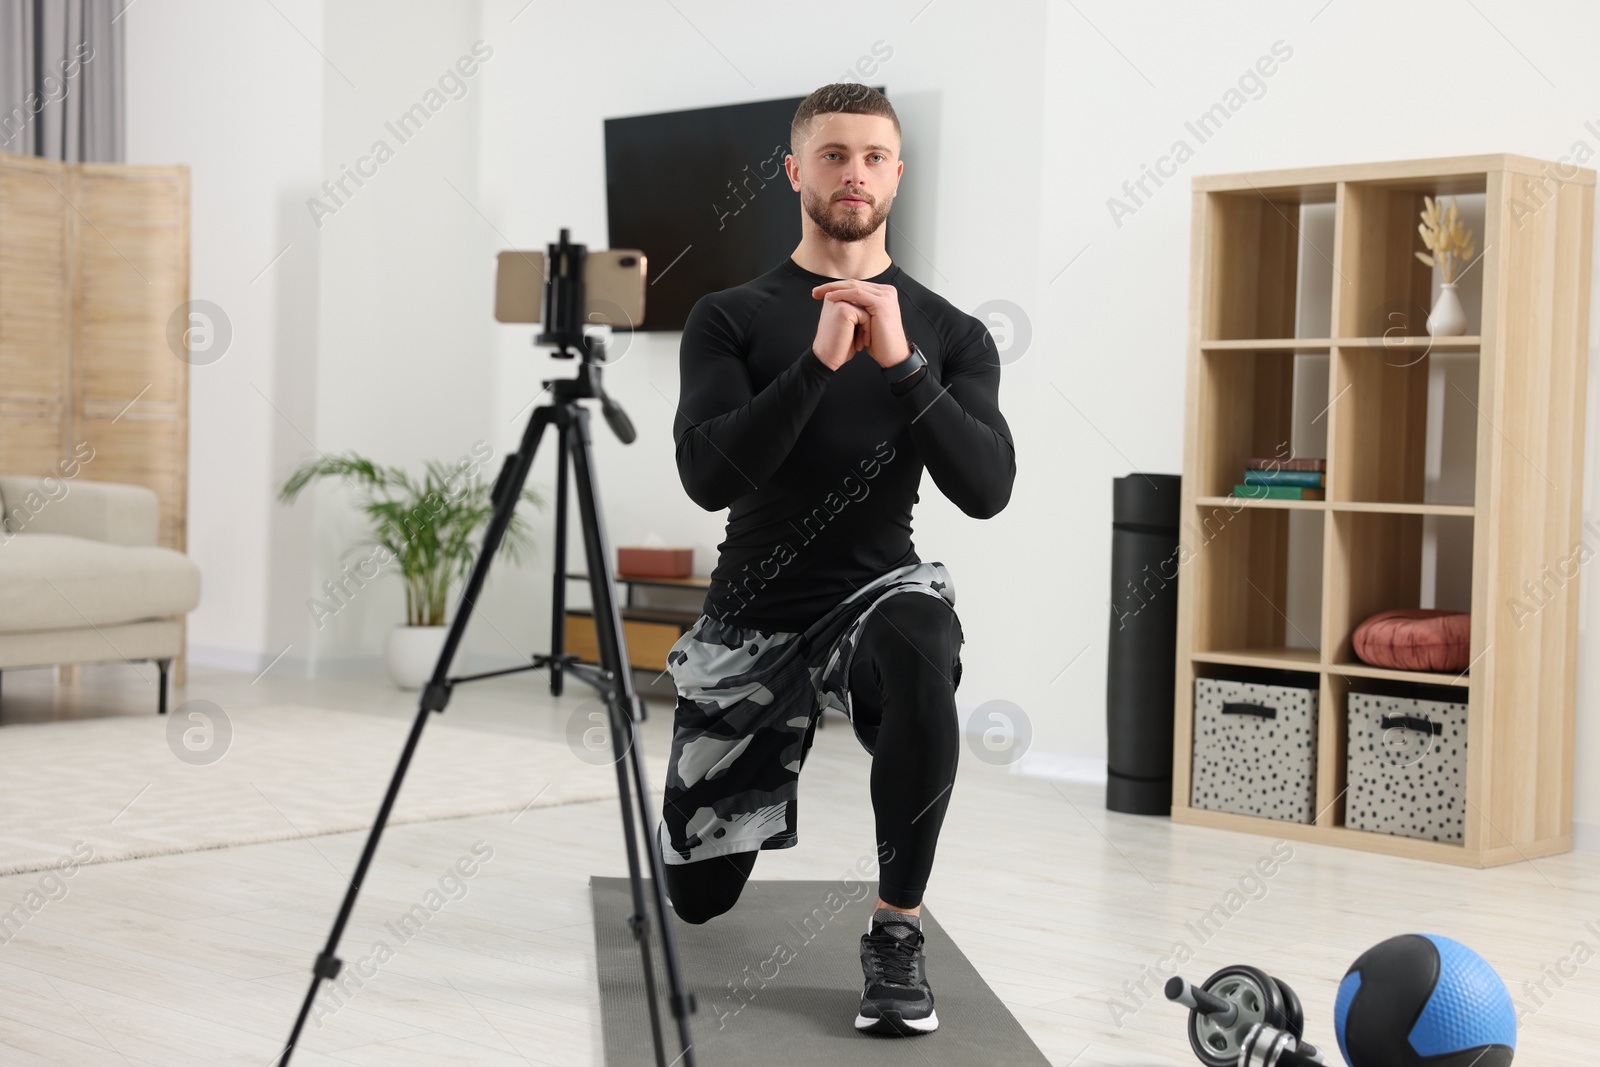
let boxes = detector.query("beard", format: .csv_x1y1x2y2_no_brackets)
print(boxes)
801,185,893,243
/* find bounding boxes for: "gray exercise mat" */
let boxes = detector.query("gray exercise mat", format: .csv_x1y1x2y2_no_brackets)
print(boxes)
591,876,1050,1065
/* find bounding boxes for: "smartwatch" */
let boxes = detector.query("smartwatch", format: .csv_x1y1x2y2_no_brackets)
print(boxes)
882,342,928,389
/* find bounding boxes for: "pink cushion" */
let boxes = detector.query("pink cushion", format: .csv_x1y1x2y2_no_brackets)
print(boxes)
1352,609,1471,672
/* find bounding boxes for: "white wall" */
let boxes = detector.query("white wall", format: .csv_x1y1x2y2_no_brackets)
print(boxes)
307,0,496,668
126,0,499,675
123,0,327,672
470,0,1049,718
126,0,1600,830
1038,0,1600,829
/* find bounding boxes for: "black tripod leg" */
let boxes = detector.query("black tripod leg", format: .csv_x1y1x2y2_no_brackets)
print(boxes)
278,406,556,1064
567,406,697,1067
549,418,570,698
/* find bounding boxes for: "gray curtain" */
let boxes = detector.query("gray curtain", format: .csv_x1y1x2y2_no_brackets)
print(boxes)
0,0,124,162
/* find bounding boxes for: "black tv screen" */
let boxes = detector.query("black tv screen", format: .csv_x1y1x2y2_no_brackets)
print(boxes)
605,90,888,332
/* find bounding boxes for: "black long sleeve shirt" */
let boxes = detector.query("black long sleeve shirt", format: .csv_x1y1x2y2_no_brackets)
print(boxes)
674,256,1016,632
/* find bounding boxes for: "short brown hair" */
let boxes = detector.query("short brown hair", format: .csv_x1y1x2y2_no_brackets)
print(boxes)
790,83,900,154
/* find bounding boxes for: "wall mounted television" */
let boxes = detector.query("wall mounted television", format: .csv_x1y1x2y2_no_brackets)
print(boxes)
604,89,888,332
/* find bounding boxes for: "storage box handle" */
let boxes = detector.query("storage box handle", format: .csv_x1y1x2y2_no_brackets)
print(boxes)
1380,713,1441,735
1221,701,1277,719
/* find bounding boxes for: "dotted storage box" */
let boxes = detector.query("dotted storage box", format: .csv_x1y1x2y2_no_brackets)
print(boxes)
1345,686,1469,843
1191,672,1319,823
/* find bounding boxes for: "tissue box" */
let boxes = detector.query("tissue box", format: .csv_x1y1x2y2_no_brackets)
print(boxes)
617,546,694,578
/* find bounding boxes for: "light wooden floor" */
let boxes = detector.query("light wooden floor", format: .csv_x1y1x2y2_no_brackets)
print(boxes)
2,663,1596,1065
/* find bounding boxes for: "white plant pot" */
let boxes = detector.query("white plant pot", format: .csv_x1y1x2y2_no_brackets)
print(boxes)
1427,281,1467,337
384,624,449,690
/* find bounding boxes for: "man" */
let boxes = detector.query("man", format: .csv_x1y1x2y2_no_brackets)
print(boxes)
656,82,1015,1037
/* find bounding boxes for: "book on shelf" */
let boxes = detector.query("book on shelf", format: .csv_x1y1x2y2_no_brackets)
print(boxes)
1245,456,1326,473
1233,483,1325,500
1242,469,1326,488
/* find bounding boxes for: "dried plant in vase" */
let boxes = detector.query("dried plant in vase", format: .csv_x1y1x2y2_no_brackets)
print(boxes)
1415,196,1476,336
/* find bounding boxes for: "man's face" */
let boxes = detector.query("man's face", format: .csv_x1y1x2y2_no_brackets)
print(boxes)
787,112,903,244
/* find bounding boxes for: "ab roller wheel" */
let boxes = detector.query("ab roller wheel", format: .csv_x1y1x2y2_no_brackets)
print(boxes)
1166,935,1515,1065
1166,966,1307,1067
1239,1022,1325,1067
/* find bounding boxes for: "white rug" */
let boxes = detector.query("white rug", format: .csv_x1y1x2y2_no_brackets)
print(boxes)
0,704,620,875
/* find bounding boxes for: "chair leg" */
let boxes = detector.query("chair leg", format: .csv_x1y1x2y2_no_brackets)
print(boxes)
156,658,171,715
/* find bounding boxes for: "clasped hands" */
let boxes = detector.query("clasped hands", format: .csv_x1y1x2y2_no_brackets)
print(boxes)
810,280,913,372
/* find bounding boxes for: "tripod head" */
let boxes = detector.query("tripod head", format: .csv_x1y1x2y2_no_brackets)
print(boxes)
531,228,636,445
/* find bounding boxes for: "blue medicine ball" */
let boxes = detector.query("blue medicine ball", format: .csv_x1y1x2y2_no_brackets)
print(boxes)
1334,933,1516,1066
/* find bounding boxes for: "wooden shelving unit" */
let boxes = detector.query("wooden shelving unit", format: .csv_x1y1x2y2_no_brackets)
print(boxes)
1170,155,1594,866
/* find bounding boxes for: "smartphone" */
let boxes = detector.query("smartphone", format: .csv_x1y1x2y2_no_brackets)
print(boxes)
494,249,647,328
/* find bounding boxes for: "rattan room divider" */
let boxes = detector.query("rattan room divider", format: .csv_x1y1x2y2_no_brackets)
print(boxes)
0,153,190,679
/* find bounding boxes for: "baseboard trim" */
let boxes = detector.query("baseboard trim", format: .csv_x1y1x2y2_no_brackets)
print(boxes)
998,755,1600,857
187,644,359,680
185,643,276,674
1005,749,1109,785
185,645,529,682
1005,748,1600,854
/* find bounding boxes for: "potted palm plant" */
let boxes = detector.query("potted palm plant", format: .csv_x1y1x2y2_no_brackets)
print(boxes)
278,451,542,688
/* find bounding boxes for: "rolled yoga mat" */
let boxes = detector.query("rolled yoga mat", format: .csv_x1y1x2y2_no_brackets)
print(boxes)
591,876,1051,1065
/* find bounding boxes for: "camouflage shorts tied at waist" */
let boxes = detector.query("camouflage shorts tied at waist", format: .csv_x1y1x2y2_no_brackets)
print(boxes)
655,560,960,866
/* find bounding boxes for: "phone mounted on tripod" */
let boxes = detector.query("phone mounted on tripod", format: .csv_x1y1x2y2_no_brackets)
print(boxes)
494,227,648,357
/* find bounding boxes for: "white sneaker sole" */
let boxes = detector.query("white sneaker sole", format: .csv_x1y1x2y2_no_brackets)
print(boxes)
854,1008,939,1034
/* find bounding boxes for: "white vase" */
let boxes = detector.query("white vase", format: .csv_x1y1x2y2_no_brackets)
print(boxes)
384,624,449,690
1427,281,1467,337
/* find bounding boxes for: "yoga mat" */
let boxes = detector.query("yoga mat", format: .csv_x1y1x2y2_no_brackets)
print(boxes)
591,876,1050,1065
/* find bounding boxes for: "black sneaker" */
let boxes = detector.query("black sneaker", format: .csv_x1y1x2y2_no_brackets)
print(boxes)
855,913,938,1035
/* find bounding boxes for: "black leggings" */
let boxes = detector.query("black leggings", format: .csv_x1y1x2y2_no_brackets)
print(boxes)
664,591,963,922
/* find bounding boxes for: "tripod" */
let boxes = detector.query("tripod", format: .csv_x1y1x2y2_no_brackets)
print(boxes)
278,232,697,1067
